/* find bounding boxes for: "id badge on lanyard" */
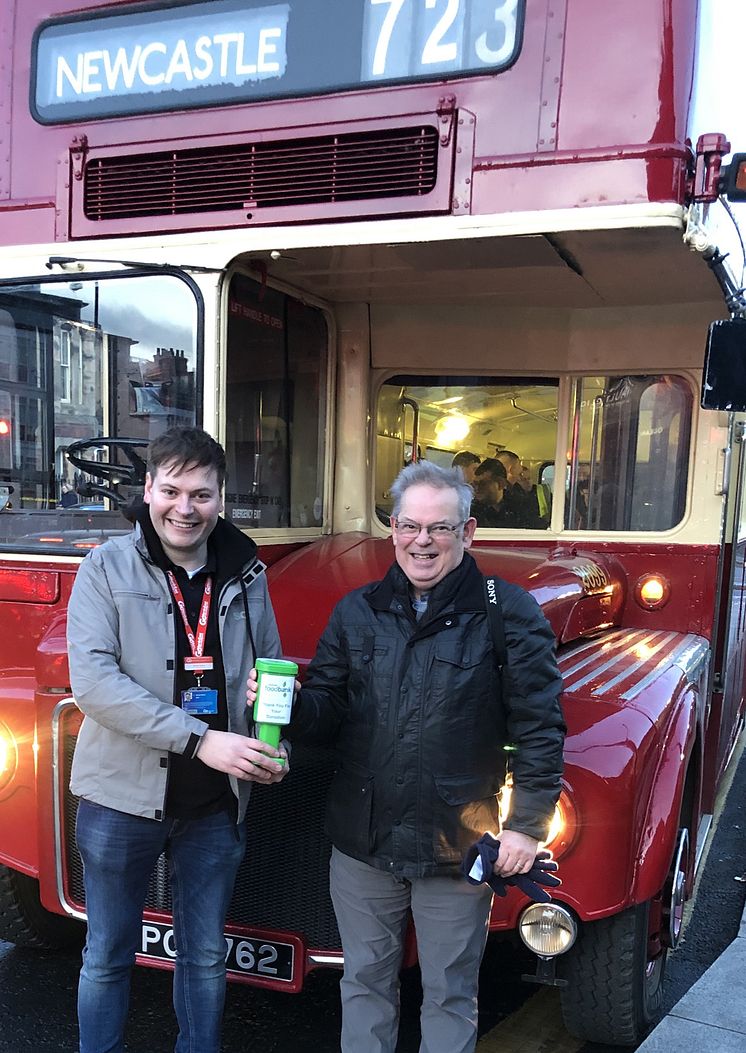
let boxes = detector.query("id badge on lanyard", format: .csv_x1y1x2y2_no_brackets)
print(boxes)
167,570,219,716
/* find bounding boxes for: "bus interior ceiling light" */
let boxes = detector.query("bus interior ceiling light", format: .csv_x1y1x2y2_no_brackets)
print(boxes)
435,414,470,444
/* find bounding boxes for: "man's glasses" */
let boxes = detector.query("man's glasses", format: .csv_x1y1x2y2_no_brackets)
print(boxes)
394,519,465,539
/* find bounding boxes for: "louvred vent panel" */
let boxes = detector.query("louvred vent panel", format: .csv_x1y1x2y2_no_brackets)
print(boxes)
83,126,440,221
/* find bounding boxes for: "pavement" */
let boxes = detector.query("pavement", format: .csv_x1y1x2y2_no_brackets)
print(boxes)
637,848,746,1052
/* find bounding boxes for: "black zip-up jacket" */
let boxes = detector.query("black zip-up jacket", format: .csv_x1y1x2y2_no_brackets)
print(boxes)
288,553,565,878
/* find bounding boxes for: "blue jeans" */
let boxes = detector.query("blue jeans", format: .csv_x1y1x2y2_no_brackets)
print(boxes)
76,799,246,1053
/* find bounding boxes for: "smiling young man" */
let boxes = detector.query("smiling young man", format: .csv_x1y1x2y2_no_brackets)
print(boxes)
67,426,288,1053
278,460,566,1053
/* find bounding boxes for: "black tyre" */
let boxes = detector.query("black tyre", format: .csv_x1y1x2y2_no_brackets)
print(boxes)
559,901,665,1047
0,863,84,950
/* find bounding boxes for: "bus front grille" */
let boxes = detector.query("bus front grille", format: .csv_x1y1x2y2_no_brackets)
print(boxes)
83,126,440,221
62,735,341,951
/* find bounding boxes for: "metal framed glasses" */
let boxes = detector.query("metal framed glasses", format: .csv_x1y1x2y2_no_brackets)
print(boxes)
394,519,465,539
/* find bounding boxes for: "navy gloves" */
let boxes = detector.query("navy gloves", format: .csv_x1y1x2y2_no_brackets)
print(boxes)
462,832,561,903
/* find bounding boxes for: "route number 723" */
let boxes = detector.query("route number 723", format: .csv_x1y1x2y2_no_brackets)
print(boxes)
368,0,520,77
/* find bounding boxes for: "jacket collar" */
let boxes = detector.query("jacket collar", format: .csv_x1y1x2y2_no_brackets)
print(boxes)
134,504,260,586
365,551,485,620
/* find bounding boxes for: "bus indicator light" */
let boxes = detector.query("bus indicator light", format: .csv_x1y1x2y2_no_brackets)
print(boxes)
0,420,10,436
0,721,18,791
723,153,746,202
635,574,670,610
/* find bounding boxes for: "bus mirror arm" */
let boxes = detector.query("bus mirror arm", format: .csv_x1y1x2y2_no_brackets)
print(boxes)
701,248,746,318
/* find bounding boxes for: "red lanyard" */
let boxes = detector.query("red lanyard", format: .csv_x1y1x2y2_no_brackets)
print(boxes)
166,570,212,658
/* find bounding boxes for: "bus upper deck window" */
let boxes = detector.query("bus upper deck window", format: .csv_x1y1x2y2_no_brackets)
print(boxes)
375,376,559,531
566,375,692,533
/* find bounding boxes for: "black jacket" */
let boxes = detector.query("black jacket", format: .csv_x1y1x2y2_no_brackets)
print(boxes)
288,553,565,878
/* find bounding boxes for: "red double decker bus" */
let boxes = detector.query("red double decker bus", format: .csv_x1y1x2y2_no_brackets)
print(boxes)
2,0,746,1045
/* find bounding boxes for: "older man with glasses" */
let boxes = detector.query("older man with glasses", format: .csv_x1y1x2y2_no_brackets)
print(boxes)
249,460,565,1053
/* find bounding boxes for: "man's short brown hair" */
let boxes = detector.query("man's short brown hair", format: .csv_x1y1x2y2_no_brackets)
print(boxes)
147,427,226,488
474,457,508,483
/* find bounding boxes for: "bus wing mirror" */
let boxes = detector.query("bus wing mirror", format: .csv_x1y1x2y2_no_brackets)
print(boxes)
702,319,746,410
722,154,746,202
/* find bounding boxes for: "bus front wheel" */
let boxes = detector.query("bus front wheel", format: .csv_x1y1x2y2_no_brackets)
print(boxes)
0,864,84,950
559,900,665,1047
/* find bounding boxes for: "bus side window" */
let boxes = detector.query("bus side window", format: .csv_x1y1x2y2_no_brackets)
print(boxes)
375,376,559,529
223,274,328,531
567,375,692,532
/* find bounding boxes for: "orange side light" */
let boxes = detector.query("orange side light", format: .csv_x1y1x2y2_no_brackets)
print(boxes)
544,790,578,859
737,159,746,193
0,720,18,791
634,574,670,610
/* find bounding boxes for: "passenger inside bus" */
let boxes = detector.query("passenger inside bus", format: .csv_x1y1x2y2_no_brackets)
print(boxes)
495,449,550,528
470,458,513,527
451,449,481,485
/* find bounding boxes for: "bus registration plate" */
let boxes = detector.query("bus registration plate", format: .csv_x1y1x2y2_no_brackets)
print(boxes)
138,921,296,984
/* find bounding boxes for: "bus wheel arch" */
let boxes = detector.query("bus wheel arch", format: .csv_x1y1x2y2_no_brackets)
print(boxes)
559,759,697,1046
559,899,665,1046
0,863,84,950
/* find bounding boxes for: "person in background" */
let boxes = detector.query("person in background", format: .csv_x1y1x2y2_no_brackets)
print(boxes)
60,480,79,507
67,426,288,1053
451,450,481,485
470,457,513,527
249,461,565,1053
518,461,552,524
495,450,547,528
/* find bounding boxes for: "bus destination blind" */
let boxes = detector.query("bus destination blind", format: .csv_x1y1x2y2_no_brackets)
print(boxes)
32,0,524,123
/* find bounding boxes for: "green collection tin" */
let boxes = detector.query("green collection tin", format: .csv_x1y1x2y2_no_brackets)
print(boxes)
253,657,298,755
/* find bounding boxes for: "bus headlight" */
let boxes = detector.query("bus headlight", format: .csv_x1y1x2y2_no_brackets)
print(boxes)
519,902,577,957
543,789,577,856
0,721,18,790
499,782,578,859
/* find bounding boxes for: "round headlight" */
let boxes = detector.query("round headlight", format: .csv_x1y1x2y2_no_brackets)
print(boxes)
0,721,18,791
543,789,577,857
518,902,577,957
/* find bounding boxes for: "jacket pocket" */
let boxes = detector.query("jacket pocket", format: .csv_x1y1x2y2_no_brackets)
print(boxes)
347,636,394,726
432,772,502,865
325,763,374,857
112,590,160,601
430,639,495,700
433,639,492,668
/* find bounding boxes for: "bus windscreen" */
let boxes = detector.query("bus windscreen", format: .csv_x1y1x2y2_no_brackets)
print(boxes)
0,273,199,553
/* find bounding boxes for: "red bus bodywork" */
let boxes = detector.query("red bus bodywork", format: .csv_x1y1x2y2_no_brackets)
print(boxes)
0,0,744,1046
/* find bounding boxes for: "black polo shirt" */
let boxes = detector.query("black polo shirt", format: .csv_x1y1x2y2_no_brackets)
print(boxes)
138,507,234,820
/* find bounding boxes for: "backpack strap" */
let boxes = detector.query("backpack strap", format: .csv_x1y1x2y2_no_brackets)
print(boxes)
483,577,507,670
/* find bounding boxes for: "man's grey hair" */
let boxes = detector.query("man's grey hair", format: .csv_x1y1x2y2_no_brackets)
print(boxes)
389,461,473,522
